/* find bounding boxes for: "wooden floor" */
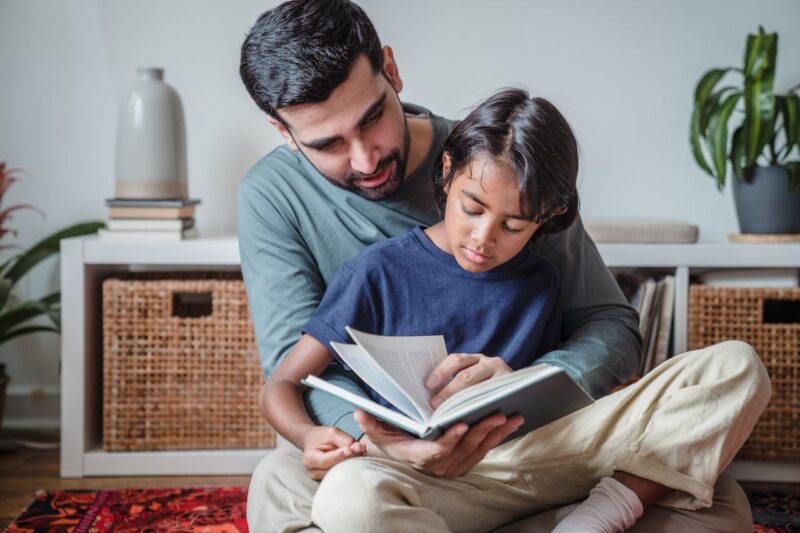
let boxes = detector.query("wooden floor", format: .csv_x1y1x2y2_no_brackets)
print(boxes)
0,429,249,529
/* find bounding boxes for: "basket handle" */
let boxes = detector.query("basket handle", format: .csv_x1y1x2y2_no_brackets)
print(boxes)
763,298,800,324
172,291,213,318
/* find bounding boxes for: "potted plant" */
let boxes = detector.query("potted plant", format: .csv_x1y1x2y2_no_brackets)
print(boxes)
690,27,800,234
0,162,104,428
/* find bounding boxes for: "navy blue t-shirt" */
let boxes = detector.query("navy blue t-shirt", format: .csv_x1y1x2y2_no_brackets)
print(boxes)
303,226,560,410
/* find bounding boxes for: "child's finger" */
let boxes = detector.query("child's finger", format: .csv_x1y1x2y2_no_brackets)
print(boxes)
325,426,358,448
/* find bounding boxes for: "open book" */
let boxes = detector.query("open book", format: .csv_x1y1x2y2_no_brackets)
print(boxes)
302,327,594,441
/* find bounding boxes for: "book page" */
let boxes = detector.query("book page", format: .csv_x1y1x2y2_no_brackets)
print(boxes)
433,364,560,418
346,327,448,422
330,342,425,423
302,375,426,437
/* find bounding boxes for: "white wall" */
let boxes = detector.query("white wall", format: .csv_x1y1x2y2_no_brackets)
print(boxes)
1,0,798,426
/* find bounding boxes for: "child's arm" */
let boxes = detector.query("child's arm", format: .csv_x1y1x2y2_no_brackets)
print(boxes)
260,333,365,479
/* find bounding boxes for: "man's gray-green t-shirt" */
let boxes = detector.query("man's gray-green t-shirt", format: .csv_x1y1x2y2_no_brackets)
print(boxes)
238,103,642,438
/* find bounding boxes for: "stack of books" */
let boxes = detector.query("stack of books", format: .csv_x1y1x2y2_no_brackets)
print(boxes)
615,272,676,376
99,198,200,241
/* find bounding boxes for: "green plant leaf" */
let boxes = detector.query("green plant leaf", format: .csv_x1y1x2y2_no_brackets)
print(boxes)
0,324,58,344
779,94,799,160
691,74,739,179
46,308,61,331
694,68,734,105
742,29,777,165
40,292,59,306
707,92,742,188
690,106,715,176
4,221,104,285
730,126,746,182
0,300,49,335
0,278,11,313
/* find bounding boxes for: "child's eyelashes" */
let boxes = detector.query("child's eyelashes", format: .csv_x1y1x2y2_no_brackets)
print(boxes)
502,224,524,234
460,204,526,234
461,205,480,217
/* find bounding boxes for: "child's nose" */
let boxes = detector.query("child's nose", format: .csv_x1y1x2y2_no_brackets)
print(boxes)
471,221,495,247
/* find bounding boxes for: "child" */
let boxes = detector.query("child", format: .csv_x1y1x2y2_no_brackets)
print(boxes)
260,88,769,532
262,86,575,470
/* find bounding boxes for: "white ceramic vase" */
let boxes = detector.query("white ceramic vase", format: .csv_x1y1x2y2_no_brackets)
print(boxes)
114,67,187,199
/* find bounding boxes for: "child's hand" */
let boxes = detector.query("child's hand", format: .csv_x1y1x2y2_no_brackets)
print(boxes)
302,426,366,480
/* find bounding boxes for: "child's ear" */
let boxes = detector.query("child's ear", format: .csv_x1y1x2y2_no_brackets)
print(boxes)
441,153,453,194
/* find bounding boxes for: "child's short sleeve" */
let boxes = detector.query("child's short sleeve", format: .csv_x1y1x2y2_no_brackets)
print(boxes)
303,264,377,361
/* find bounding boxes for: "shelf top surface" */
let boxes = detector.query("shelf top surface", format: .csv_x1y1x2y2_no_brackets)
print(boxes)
69,234,800,268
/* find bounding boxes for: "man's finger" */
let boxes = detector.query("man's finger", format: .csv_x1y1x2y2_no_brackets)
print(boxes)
430,363,495,408
425,353,481,390
429,422,469,454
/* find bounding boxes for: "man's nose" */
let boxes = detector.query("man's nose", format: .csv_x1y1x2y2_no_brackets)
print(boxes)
349,138,380,175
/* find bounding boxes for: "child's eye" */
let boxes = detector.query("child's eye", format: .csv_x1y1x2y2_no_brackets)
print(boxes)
461,205,480,217
502,224,524,234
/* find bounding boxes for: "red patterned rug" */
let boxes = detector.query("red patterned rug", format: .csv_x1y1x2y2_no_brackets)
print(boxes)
6,487,248,533
6,486,799,532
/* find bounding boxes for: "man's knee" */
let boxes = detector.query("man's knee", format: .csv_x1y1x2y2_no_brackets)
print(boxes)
248,445,315,533
716,340,771,403
311,458,397,530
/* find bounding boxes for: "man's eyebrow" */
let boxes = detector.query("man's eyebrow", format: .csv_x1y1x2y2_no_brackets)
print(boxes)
461,190,529,220
300,93,387,151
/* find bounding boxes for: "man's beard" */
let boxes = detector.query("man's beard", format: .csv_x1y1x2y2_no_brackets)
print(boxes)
315,115,411,201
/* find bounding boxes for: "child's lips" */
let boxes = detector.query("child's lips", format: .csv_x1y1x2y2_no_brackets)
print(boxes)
463,247,492,264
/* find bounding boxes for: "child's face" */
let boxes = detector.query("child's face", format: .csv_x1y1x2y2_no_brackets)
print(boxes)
440,155,543,273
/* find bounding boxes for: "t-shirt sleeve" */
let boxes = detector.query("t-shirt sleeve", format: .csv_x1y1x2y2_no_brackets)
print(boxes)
531,216,642,398
303,263,377,365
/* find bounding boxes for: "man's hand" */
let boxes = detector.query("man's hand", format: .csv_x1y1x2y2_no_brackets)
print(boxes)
302,426,366,481
426,353,513,409
355,409,523,478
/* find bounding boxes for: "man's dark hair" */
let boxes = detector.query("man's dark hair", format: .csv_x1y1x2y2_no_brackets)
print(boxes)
435,88,580,237
240,0,383,121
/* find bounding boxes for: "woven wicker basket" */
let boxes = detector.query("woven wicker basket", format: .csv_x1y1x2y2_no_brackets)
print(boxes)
103,273,275,451
688,285,800,462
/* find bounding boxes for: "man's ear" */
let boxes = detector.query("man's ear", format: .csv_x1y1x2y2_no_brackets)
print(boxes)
381,46,403,93
267,115,299,151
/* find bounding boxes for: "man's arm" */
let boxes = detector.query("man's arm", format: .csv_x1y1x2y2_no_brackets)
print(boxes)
532,216,643,398
237,177,367,438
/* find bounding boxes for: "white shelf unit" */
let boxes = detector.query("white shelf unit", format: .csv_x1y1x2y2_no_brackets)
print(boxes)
60,235,800,479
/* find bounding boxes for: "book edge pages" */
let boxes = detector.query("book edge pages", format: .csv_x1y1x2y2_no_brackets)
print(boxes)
330,341,428,424
430,364,562,424
301,375,427,437
345,326,446,422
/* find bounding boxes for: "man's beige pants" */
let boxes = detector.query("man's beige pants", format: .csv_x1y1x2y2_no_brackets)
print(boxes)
247,341,771,532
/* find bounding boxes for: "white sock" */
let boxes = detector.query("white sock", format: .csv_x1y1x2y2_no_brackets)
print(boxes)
551,477,644,533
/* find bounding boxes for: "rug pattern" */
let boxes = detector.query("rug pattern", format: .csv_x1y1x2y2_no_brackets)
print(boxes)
747,488,800,533
6,487,799,532
6,487,248,533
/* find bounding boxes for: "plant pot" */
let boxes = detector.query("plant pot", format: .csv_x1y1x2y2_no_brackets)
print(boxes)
732,166,800,234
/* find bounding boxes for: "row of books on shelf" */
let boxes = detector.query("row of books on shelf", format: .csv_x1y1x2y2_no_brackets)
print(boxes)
615,272,675,376
98,198,200,241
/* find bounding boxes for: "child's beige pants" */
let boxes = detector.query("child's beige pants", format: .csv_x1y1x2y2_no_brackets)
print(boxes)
247,341,771,532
